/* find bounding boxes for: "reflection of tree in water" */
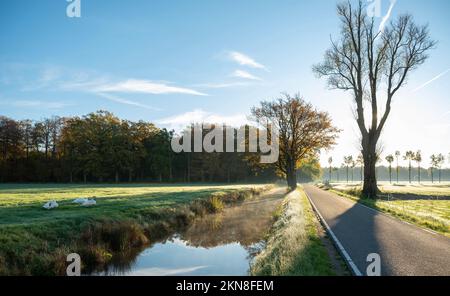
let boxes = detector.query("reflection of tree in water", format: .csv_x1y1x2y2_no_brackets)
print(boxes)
245,241,267,262
92,233,173,275
179,195,284,248
91,189,284,275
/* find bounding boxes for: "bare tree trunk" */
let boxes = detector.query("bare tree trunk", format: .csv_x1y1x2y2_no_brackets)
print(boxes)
187,154,191,183
286,159,297,191
408,163,412,183
362,143,378,199
389,165,392,184
396,164,399,183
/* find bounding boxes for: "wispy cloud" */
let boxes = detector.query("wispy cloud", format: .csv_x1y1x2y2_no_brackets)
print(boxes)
96,93,161,111
379,0,397,33
157,109,249,131
3,100,72,109
413,68,450,92
231,70,262,81
1,64,207,111
93,79,208,96
194,82,250,89
228,51,268,71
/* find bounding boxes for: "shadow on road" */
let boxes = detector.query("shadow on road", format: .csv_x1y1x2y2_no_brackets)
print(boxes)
326,202,393,276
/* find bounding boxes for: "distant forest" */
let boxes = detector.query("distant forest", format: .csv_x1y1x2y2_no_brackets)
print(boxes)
0,111,289,183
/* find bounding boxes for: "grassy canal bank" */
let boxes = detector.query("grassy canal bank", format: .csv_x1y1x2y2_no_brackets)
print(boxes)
251,187,336,276
0,184,271,275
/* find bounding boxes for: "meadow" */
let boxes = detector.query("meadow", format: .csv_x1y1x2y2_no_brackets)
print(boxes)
0,183,269,225
0,183,270,275
321,182,450,237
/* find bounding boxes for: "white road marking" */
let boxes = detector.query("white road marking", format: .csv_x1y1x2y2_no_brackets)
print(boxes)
304,189,363,276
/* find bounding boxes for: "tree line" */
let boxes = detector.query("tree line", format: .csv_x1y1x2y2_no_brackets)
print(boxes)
326,151,450,184
1,94,340,187
0,111,278,183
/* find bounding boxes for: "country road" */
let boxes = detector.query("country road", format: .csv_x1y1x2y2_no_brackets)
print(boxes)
303,185,450,276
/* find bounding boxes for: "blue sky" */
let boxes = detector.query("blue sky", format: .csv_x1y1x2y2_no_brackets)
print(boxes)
1,0,449,167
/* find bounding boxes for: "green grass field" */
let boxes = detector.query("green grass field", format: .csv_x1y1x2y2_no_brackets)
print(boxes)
321,182,450,237
0,183,269,275
0,183,267,226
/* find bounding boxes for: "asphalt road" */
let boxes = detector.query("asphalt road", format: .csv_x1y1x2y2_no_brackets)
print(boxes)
303,185,450,276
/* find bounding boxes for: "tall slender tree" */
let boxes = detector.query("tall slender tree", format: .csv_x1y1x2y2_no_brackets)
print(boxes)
351,159,356,182
404,151,415,183
436,153,445,183
414,150,422,183
314,1,436,198
395,151,401,183
430,154,438,184
386,154,394,184
334,167,339,182
344,156,353,183
328,157,333,182
356,154,364,182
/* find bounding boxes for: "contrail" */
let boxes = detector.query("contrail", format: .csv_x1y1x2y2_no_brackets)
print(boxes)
413,68,450,92
379,0,397,33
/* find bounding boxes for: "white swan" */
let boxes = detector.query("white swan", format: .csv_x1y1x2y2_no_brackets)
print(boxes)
72,198,88,204
43,200,59,210
81,199,96,206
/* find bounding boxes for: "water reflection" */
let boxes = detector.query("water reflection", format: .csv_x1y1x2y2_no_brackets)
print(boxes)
94,188,285,276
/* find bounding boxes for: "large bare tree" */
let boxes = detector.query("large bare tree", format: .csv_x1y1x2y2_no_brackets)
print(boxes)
252,93,340,190
314,1,436,198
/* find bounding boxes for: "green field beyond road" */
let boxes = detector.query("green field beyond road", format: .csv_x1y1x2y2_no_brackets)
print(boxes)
322,182,450,237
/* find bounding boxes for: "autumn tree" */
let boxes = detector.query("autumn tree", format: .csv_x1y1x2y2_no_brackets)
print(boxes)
0,117,23,181
314,0,436,198
251,93,340,190
20,120,33,160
